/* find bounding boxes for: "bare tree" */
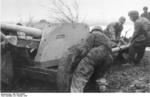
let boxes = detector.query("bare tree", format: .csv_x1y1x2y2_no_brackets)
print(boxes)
26,15,34,27
48,0,79,23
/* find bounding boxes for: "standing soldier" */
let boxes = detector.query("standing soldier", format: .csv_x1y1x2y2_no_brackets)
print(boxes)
104,17,126,42
141,6,150,21
128,10,150,65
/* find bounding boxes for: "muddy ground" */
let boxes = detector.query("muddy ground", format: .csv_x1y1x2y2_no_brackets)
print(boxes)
1,56,150,93
104,56,150,92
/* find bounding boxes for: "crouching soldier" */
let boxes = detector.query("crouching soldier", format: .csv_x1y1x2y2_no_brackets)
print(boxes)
57,26,113,92
104,17,126,43
70,27,113,92
128,10,150,65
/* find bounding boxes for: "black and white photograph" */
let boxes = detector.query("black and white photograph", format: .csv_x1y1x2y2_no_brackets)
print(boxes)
0,0,150,95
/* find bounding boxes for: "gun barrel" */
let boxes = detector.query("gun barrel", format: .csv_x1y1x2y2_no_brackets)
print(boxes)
1,23,42,38
112,44,129,53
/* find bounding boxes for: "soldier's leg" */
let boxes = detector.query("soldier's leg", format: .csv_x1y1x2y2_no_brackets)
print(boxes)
71,57,95,92
135,47,145,64
71,46,107,92
95,52,113,92
128,42,138,64
128,44,136,62
134,41,146,64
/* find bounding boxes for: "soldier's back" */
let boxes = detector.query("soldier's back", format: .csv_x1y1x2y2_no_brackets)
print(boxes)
89,32,112,49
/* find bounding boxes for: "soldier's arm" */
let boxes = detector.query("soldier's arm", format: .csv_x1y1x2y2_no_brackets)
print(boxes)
80,34,95,56
108,23,116,40
131,21,142,42
96,53,113,91
117,26,123,40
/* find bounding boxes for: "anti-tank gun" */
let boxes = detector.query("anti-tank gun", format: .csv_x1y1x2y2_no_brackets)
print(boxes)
0,23,129,90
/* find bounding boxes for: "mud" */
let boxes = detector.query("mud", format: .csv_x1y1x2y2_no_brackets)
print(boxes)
1,55,150,93
104,56,150,92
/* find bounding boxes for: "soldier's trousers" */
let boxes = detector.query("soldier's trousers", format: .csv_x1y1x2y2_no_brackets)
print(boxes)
129,38,150,64
71,45,113,92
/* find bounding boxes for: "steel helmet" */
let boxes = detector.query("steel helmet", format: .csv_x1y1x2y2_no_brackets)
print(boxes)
91,26,103,33
128,10,139,17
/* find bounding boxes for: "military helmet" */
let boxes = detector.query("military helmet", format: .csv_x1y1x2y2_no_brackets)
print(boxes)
143,6,148,10
119,16,126,24
128,10,139,17
119,16,126,21
91,26,103,33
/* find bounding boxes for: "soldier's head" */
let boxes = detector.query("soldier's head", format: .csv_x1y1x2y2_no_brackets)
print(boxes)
90,26,103,33
118,16,126,25
128,10,139,22
143,6,148,13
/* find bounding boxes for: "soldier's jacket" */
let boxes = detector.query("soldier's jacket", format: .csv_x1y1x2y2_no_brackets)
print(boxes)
141,12,150,21
80,32,112,56
104,22,123,41
131,17,150,44
57,32,113,92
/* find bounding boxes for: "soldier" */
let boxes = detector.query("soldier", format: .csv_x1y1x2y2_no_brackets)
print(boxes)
70,27,113,92
57,26,113,92
141,6,150,21
104,17,126,42
128,10,150,65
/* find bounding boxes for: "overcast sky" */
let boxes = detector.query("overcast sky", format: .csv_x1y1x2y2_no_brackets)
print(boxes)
1,0,150,25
